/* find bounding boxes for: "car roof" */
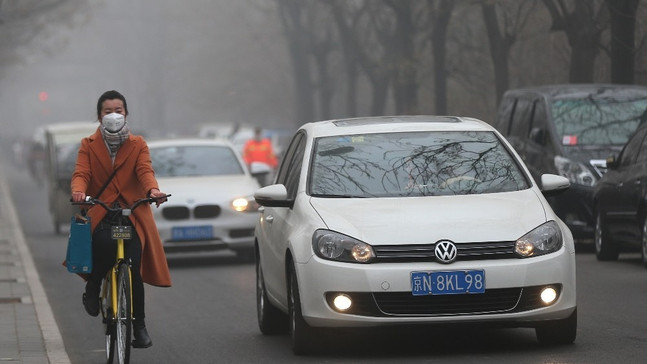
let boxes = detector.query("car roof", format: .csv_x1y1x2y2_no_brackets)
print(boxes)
299,115,495,137
44,121,97,134
147,137,234,148
503,83,647,99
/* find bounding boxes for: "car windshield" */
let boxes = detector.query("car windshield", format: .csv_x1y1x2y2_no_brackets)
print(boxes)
150,145,244,177
551,96,647,146
309,131,529,197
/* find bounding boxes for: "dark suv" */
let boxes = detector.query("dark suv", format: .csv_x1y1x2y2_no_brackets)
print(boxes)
593,122,647,266
493,84,647,239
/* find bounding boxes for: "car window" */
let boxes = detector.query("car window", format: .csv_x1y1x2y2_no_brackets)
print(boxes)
495,96,516,136
551,96,647,146
619,127,647,167
509,98,532,138
150,145,244,177
284,136,306,199
275,132,304,185
638,128,647,163
309,131,530,198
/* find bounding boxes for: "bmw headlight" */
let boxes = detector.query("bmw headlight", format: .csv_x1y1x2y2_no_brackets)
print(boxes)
231,196,260,212
312,230,375,263
515,221,563,257
554,155,597,187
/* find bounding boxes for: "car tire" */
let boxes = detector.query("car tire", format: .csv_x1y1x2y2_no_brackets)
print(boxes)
535,308,577,345
595,211,619,261
288,262,316,355
641,216,647,269
256,252,287,335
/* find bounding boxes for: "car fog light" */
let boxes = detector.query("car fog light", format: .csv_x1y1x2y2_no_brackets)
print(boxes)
540,287,558,304
333,294,352,311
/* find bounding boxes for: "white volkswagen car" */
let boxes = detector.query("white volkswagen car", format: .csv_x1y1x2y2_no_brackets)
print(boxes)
149,138,266,259
253,116,576,354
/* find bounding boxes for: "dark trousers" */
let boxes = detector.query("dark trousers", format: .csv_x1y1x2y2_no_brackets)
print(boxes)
88,221,145,321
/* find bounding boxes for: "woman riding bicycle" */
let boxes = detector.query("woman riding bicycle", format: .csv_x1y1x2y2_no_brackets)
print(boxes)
70,90,171,349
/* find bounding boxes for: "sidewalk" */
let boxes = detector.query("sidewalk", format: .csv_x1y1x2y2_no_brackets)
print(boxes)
0,163,70,363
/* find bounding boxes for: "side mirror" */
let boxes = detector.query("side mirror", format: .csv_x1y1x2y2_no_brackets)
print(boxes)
540,174,570,197
254,184,293,208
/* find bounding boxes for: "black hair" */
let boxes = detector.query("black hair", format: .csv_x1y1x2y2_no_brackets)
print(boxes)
96,90,129,120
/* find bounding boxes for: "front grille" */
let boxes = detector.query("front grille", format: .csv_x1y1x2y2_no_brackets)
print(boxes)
326,285,560,317
373,241,517,263
194,205,221,218
374,288,521,315
229,228,254,238
162,206,190,220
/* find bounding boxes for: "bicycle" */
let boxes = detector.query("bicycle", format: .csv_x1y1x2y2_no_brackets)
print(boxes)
72,195,170,364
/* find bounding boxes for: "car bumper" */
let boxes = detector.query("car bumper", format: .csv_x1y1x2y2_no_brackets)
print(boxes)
294,247,576,328
156,215,257,252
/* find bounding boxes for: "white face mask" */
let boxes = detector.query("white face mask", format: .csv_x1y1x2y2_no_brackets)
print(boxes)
102,113,126,132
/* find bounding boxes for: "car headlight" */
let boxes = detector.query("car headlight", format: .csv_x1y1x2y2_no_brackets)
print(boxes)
231,196,260,212
515,221,563,257
312,230,375,263
554,155,597,186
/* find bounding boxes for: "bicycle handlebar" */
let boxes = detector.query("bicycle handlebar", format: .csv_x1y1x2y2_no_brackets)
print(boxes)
71,194,171,215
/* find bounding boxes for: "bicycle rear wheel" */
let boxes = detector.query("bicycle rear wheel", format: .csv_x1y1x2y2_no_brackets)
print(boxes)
116,262,132,364
102,277,115,364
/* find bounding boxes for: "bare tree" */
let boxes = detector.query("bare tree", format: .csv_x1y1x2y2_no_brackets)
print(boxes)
607,0,641,84
274,0,316,123
481,0,539,105
543,0,609,83
425,0,455,115
0,0,92,74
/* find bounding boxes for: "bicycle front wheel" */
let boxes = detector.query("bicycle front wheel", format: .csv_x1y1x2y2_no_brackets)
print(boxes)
102,276,116,364
116,262,132,364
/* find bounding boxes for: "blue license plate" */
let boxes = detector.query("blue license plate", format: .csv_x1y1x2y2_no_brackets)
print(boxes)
411,270,485,296
171,226,213,241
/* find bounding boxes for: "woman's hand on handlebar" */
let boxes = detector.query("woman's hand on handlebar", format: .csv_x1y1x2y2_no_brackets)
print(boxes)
149,188,168,207
71,191,86,203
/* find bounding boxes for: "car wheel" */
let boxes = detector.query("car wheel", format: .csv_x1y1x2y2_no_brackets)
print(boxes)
288,262,316,355
594,211,619,261
642,216,647,269
535,308,577,345
256,252,287,334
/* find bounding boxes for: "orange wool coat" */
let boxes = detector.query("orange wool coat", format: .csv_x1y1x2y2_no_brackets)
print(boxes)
70,128,172,287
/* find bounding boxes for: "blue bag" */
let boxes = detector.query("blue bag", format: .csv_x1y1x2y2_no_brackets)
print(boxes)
66,215,93,273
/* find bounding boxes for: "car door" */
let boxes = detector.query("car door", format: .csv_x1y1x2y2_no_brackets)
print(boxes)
603,127,647,242
260,132,306,303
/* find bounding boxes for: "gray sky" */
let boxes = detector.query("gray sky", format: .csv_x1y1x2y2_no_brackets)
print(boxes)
0,0,292,141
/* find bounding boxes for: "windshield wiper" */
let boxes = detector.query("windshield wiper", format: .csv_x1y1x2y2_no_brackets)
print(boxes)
310,193,365,198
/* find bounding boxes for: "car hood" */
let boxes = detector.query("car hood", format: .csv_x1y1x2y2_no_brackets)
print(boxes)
157,175,259,204
309,189,548,245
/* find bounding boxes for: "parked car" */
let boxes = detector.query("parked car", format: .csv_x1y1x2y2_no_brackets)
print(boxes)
254,115,576,354
44,121,97,234
593,122,647,266
148,138,267,259
493,84,647,240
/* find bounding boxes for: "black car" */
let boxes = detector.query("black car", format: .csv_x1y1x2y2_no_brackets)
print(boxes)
494,84,647,240
593,122,647,267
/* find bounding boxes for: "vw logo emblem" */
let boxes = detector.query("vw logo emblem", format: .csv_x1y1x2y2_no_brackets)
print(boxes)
435,240,457,264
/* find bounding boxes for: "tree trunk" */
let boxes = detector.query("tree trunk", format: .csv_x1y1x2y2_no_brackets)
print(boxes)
607,0,639,84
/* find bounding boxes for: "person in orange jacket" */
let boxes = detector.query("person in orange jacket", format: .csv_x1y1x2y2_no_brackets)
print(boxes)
70,90,170,349
242,127,278,169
